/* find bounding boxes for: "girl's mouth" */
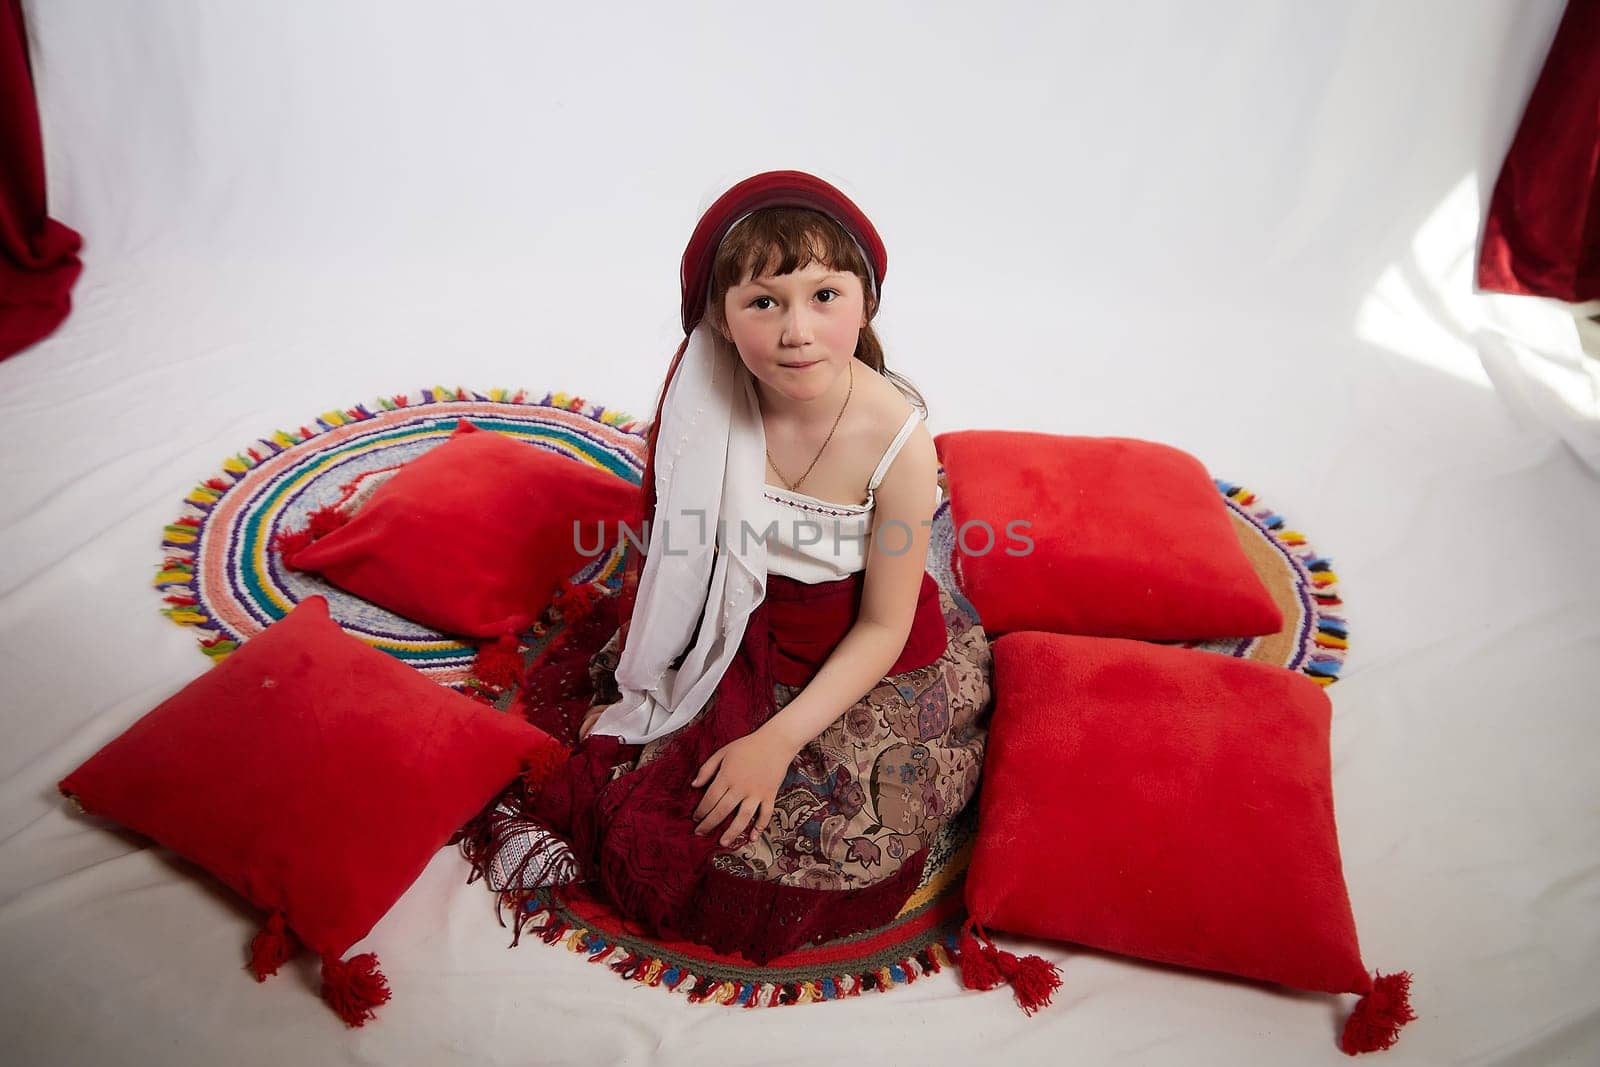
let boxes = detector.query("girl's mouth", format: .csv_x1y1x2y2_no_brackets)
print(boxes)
781,360,821,369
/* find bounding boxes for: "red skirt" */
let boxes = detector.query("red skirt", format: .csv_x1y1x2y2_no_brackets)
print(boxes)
530,569,949,963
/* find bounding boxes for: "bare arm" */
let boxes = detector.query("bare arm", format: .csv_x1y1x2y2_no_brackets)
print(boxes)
688,419,940,847
758,420,940,755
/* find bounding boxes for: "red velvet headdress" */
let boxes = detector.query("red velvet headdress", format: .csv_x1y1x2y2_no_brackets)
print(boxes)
677,170,887,335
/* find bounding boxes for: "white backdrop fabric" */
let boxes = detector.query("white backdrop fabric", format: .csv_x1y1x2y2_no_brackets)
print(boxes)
2,2,1597,1064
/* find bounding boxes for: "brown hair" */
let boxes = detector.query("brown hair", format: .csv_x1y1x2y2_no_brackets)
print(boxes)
615,207,924,653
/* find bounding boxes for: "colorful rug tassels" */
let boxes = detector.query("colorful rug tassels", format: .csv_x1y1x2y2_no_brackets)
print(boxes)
1215,479,1350,687
499,898,960,1011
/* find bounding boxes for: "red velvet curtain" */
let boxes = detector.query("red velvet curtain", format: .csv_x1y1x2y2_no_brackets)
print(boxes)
1477,0,1600,303
0,0,82,361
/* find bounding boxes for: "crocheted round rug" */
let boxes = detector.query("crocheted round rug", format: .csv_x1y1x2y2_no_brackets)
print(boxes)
504,802,978,1009
153,388,1348,693
152,387,644,689
1178,480,1348,685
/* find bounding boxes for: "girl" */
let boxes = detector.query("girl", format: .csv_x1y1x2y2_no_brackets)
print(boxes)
467,170,993,964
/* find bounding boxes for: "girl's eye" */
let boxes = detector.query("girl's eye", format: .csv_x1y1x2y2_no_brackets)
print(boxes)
749,288,839,310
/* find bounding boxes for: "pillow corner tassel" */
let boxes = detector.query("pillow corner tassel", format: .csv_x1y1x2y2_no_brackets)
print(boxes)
246,909,297,982
547,580,603,631
472,632,524,692
1339,969,1416,1055
954,917,1062,1017
320,952,392,1027
520,736,572,795
270,503,352,569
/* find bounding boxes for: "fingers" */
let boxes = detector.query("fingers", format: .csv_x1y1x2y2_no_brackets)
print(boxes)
694,795,768,847
693,787,739,837
691,751,724,789
718,797,760,848
692,781,718,822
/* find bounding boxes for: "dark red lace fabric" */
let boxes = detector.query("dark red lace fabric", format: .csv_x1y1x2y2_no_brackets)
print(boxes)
529,569,949,963
514,583,623,748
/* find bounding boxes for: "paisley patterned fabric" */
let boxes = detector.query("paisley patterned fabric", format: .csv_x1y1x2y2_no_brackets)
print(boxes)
512,572,985,966
587,579,990,903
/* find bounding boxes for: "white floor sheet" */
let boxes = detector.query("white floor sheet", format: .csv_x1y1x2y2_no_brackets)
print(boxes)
2,3,1596,1064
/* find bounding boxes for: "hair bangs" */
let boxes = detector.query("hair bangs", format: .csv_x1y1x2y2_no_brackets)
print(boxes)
712,207,870,298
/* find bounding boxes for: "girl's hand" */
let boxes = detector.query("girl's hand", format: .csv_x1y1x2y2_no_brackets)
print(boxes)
690,728,794,847
578,704,611,741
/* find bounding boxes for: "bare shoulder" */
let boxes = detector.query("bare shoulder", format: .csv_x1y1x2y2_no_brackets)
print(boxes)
858,365,921,449
865,374,936,504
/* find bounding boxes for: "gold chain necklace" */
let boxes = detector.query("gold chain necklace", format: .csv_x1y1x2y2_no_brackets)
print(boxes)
766,360,853,492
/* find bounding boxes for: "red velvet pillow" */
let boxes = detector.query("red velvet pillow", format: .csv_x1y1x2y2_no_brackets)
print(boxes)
281,419,642,638
933,431,1282,640
58,595,565,1027
961,632,1413,1053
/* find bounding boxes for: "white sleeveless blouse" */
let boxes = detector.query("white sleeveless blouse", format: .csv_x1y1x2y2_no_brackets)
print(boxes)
751,409,943,584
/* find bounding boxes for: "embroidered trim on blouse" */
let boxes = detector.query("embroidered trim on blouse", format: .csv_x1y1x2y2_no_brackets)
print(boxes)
761,490,872,517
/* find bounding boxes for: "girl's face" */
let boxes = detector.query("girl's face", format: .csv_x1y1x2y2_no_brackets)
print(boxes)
718,261,869,409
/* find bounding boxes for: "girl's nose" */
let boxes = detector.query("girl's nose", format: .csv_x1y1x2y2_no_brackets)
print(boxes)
782,306,815,346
